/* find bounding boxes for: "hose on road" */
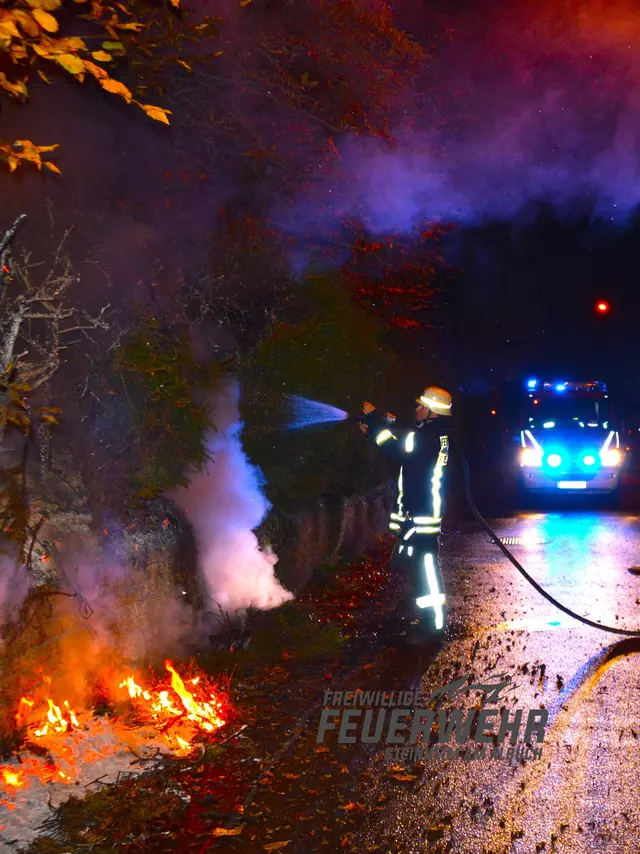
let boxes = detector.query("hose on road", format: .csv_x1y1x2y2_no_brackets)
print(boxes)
459,452,640,637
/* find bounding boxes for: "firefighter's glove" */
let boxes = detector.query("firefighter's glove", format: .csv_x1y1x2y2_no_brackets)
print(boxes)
356,402,376,435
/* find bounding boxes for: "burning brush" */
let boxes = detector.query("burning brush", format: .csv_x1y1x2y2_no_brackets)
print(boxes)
118,660,227,751
0,660,232,803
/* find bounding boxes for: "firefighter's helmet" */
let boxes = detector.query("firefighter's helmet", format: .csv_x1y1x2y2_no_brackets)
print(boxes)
416,386,452,415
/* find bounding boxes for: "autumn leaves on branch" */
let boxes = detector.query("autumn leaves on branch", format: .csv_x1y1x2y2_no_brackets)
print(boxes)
0,0,222,172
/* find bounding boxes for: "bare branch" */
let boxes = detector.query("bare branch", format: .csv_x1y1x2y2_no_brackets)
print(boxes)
0,219,110,456
59,305,111,335
0,214,27,269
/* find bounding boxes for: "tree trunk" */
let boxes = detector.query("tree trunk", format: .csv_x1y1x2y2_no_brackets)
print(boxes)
37,388,52,481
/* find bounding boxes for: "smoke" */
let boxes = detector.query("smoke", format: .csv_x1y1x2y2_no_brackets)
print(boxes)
0,551,33,645
0,357,291,684
0,536,196,696
55,545,200,666
281,0,640,236
169,378,293,618
0,371,294,748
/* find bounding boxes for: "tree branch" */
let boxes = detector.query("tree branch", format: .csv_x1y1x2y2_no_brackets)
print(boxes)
0,214,27,269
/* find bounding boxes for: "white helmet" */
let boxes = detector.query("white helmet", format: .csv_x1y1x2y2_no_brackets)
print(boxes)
416,386,452,415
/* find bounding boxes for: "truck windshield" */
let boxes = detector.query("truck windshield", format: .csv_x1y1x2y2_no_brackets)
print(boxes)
526,397,611,427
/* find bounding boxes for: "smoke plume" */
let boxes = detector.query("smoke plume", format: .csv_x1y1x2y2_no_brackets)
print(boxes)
282,0,640,235
169,378,293,618
56,545,200,667
0,384,290,674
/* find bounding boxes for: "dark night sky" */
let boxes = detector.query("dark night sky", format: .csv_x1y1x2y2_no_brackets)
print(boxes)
441,209,640,406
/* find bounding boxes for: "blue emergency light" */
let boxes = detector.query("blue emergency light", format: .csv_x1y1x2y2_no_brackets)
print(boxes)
523,379,608,393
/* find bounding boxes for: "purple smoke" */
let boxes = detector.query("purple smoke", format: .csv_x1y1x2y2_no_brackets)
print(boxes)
279,0,640,236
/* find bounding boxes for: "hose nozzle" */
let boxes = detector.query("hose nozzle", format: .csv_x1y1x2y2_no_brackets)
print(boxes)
352,409,396,426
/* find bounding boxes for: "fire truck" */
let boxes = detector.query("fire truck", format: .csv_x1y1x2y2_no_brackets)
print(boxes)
514,379,622,495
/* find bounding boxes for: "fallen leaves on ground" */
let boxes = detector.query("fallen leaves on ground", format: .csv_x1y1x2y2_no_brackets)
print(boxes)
388,773,419,782
213,825,244,836
296,539,393,630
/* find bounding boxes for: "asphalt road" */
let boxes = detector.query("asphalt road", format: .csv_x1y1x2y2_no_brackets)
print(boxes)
241,502,640,854
352,508,640,854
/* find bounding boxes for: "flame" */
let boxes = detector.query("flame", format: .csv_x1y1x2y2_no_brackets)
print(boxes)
1,662,229,798
120,676,151,701
165,660,225,733
117,661,226,752
15,696,34,727
65,701,80,729
32,698,80,738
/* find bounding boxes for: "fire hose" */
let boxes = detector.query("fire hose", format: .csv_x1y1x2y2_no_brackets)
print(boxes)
457,445,640,637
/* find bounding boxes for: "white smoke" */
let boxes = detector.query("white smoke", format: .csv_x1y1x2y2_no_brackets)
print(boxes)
169,378,293,618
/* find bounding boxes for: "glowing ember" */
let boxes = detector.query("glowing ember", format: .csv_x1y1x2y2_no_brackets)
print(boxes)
1,769,25,789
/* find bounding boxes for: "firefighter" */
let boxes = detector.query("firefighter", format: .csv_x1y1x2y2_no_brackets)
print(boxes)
359,387,453,637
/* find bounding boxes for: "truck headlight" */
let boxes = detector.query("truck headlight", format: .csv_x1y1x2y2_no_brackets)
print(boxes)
601,449,621,467
521,447,542,467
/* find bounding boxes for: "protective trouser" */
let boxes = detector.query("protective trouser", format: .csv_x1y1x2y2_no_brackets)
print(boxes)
395,520,447,633
389,448,448,633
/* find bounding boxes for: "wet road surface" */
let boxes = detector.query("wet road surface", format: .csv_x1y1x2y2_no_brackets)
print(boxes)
242,508,640,853
354,510,640,853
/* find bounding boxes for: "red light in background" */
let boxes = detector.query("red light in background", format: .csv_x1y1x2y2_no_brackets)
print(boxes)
596,301,610,313
491,410,497,416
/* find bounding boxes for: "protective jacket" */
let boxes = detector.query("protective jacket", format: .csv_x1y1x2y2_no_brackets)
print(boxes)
365,410,452,534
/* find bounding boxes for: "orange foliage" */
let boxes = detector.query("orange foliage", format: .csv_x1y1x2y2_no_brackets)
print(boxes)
0,0,222,172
